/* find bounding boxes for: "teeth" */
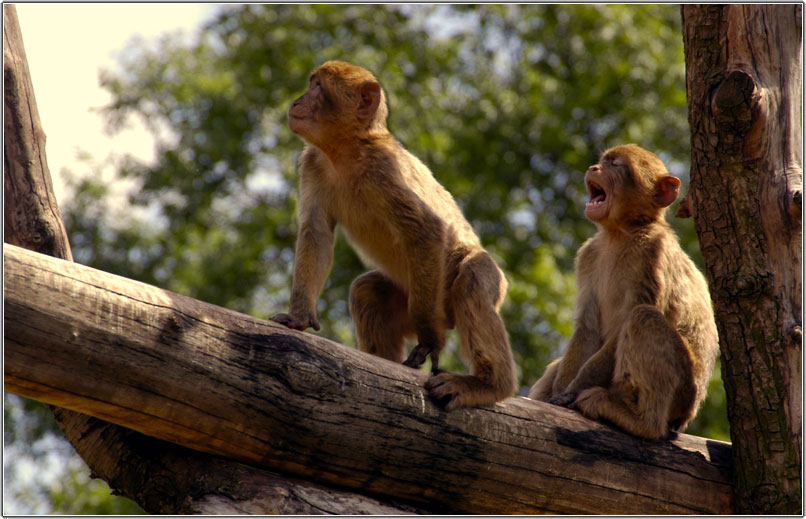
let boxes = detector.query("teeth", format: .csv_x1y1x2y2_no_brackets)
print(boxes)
586,200,604,206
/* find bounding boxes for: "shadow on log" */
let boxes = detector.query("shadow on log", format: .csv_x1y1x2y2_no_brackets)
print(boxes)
5,243,733,514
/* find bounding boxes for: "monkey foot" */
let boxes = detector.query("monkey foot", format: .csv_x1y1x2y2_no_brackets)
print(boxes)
547,392,577,408
425,372,503,411
425,371,463,410
402,343,432,369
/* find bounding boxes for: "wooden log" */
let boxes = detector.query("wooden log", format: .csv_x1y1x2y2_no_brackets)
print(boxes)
4,243,733,514
45,405,426,515
50,411,424,516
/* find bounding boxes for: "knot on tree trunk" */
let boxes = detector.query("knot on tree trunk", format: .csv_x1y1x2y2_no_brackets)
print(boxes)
710,70,761,134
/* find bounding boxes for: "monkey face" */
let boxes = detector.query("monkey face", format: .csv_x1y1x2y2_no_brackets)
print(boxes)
584,149,639,223
585,145,681,227
289,61,387,147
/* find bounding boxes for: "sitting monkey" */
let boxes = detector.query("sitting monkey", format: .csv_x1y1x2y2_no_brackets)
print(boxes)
271,61,516,410
529,144,719,439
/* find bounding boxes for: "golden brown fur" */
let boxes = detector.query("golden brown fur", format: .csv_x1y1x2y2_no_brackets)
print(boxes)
529,144,719,439
272,61,516,410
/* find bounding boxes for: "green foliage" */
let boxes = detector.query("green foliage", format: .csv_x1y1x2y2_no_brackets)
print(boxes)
47,459,144,515
9,3,731,513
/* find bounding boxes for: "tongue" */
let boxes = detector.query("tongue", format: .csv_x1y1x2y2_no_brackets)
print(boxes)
591,193,606,203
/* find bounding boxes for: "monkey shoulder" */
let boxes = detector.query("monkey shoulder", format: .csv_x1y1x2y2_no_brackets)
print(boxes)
363,139,434,186
619,223,682,265
646,225,699,282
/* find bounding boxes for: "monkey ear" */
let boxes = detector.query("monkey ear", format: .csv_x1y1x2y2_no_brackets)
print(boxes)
655,175,681,207
357,81,381,119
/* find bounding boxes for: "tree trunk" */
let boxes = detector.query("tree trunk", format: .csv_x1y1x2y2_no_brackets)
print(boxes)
681,5,802,514
2,6,419,513
3,4,72,258
6,243,733,515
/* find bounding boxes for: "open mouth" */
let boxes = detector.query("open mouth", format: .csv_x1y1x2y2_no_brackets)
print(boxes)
586,180,607,206
585,180,607,220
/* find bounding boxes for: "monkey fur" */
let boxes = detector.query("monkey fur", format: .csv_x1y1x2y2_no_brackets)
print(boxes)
271,61,516,411
529,144,719,439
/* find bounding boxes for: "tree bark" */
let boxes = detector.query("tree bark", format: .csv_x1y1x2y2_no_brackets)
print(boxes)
43,409,425,515
2,6,419,513
3,5,72,258
681,4,802,514
6,243,733,515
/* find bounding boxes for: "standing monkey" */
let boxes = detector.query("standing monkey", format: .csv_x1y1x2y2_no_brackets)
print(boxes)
271,61,516,410
529,144,719,439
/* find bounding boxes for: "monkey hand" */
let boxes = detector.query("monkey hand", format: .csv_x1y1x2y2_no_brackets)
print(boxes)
402,343,433,369
547,392,577,408
270,312,321,332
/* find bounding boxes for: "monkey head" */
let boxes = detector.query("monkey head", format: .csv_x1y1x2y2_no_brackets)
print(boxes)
584,144,681,228
288,61,389,147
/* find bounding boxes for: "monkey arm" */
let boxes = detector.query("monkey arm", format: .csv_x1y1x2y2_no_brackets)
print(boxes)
292,212,335,311
271,200,335,332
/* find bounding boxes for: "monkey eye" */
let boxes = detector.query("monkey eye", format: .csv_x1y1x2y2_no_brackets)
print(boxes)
602,155,626,168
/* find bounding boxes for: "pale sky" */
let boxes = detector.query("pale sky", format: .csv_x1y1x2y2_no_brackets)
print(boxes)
14,3,218,203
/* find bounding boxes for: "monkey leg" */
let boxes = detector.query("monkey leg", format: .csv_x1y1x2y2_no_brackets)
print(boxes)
573,305,696,439
425,252,516,410
349,270,414,363
549,338,617,407
528,357,562,401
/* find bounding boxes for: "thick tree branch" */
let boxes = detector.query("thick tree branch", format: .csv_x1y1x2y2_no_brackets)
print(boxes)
5,243,733,515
